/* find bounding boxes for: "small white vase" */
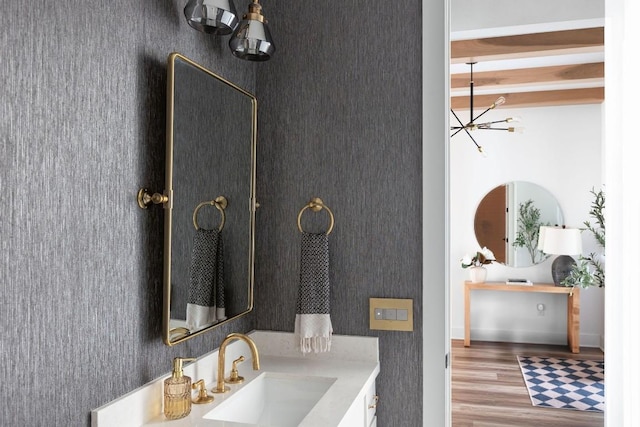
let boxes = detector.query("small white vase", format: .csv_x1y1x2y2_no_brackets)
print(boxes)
468,266,487,283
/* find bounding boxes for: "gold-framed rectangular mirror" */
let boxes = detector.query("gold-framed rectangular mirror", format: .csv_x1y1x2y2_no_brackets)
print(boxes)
163,52,256,346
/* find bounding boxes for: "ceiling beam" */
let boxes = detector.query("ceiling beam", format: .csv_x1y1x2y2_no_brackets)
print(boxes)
451,87,604,109
451,62,604,90
451,27,604,63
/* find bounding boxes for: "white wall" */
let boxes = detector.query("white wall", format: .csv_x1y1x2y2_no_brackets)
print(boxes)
450,103,604,347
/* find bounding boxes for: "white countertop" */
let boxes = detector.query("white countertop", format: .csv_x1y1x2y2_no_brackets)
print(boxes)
91,331,379,427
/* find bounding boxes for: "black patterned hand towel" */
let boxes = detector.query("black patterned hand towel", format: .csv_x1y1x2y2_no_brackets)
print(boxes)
186,228,225,329
294,232,333,353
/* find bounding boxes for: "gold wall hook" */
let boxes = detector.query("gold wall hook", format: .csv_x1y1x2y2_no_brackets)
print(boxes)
137,188,168,209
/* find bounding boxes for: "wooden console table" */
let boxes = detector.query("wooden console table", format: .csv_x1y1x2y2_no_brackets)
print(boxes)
464,281,580,353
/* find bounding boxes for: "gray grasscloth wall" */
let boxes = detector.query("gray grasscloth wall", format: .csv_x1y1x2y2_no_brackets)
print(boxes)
2,0,429,426
252,1,424,426
0,1,256,425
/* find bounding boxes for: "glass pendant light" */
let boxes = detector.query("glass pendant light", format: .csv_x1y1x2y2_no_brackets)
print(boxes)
184,0,239,35
229,0,275,61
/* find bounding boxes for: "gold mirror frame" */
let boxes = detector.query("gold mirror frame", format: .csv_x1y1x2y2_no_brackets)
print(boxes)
163,53,257,346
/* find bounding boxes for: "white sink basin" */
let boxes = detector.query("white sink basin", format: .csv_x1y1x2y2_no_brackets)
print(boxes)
203,372,336,426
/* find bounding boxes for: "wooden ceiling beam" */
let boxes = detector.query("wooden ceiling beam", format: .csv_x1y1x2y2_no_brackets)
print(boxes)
451,87,604,109
451,62,604,90
451,27,604,63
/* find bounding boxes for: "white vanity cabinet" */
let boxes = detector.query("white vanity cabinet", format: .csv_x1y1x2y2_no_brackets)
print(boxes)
92,331,380,427
365,381,378,426
339,378,378,426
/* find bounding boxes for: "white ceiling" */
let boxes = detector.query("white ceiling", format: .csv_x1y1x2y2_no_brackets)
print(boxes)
450,0,604,34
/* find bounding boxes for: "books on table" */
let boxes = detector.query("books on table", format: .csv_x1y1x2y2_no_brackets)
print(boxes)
506,278,533,285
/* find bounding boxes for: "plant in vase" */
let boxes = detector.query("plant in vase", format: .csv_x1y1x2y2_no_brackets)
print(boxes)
561,258,595,288
461,247,496,283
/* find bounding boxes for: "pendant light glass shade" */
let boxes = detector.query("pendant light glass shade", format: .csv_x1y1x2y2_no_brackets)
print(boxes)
184,0,239,35
229,1,275,61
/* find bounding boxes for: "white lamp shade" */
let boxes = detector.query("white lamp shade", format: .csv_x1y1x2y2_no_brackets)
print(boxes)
537,226,549,251
540,227,583,255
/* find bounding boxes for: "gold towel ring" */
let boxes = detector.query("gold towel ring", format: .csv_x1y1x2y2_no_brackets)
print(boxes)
193,196,228,231
297,197,334,235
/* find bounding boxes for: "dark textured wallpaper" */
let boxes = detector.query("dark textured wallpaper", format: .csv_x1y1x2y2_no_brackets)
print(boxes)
253,1,424,425
2,0,434,426
0,1,256,425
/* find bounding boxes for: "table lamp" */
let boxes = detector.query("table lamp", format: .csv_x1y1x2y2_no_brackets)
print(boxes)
538,226,583,286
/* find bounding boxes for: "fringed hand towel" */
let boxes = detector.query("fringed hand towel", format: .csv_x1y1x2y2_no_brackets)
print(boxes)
294,232,333,353
186,228,225,329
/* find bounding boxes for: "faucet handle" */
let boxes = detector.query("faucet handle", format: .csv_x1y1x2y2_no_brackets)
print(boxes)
225,355,246,384
192,379,214,404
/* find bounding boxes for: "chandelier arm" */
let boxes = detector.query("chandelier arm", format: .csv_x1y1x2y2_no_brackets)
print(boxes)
452,106,483,151
477,118,509,126
450,109,468,137
471,105,495,124
461,126,483,152
450,108,464,124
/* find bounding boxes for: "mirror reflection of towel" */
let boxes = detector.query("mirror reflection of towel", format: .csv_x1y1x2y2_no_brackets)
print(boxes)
294,232,333,353
186,228,225,330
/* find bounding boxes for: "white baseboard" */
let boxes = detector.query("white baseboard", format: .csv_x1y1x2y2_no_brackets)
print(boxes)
451,327,603,348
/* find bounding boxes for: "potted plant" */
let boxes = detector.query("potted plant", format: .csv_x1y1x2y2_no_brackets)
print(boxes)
461,247,496,283
562,188,605,288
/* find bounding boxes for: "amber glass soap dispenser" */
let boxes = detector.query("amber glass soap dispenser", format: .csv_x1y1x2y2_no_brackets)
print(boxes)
164,357,196,420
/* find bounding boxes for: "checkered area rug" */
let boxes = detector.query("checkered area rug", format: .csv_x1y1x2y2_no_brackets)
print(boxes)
517,356,605,412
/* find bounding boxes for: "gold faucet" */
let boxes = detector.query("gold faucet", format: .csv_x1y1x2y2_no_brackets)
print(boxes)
213,333,260,393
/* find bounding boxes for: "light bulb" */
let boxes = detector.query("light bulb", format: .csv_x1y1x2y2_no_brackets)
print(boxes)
506,116,521,123
508,127,525,134
493,96,506,107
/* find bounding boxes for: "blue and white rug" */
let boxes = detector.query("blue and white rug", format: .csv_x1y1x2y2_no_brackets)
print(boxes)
517,356,605,412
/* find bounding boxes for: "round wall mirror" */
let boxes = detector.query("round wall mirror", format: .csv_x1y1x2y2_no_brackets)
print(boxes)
474,181,564,268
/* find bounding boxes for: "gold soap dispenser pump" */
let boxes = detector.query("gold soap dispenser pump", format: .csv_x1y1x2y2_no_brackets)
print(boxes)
163,357,196,420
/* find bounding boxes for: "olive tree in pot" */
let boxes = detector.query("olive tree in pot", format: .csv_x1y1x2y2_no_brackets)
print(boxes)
562,188,605,288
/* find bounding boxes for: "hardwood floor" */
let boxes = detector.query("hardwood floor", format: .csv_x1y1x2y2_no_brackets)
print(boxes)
451,340,604,427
